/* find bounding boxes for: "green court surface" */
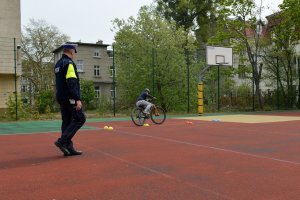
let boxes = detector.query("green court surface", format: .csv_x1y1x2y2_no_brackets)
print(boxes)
0,116,139,135
0,120,96,135
1,111,295,135
0,114,256,135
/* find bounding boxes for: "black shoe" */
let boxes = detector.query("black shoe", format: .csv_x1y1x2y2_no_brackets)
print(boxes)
55,141,70,156
67,147,83,156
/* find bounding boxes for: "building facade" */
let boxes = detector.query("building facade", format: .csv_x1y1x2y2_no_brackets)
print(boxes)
52,41,114,101
0,0,22,109
232,13,300,94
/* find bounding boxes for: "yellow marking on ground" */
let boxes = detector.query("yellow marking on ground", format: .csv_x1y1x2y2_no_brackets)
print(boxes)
180,114,300,123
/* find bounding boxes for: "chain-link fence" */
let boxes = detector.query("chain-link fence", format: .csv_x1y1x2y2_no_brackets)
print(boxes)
202,54,300,113
1,42,300,121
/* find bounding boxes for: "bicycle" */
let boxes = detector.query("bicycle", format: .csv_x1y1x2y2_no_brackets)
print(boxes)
131,99,166,126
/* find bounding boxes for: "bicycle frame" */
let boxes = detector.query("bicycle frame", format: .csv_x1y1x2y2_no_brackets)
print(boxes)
131,101,166,126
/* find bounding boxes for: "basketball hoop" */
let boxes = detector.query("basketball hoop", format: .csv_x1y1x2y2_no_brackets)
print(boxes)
206,46,233,67
216,62,229,65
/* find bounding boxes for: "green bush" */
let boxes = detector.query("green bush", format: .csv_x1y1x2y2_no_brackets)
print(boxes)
6,94,28,120
236,84,252,108
80,80,95,110
37,90,55,113
96,96,113,116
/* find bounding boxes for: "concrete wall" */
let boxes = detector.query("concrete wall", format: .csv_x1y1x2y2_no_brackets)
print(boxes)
0,75,21,108
0,0,21,108
76,45,113,99
75,45,113,84
0,0,21,39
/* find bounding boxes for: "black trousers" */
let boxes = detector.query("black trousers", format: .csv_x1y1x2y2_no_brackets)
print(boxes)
58,101,86,149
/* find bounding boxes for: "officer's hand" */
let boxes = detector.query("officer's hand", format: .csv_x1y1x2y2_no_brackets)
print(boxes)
76,100,82,110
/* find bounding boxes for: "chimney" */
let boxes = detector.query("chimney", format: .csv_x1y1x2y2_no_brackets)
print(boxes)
96,40,103,44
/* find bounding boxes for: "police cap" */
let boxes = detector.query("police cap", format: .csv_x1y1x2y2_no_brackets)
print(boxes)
62,43,77,53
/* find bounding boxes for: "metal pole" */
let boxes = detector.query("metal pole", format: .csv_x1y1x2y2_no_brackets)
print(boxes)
152,48,155,96
252,65,255,111
148,48,150,87
14,38,18,120
187,55,190,113
277,56,279,110
218,65,220,111
113,45,116,117
297,58,300,109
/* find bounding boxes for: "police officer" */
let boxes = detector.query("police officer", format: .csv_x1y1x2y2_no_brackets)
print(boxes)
54,44,86,156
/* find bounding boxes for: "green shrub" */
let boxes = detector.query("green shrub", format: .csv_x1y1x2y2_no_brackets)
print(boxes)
6,94,28,120
37,90,55,113
97,96,113,116
80,80,95,110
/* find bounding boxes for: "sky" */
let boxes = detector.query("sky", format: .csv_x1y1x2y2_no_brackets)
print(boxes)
21,0,283,45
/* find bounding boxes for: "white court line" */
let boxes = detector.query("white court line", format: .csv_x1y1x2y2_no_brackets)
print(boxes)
114,129,300,166
47,131,236,199
5,122,299,166
160,120,300,137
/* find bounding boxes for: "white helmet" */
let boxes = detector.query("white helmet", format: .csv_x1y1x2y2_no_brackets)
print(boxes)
144,88,150,93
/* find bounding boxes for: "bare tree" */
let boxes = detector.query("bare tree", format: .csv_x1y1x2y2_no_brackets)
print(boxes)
21,19,70,96
212,0,265,109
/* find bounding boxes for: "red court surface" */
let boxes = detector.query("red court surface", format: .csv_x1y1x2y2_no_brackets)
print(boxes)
0,114,300,200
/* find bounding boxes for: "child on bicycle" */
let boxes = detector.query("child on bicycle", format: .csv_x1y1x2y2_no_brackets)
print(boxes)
136,88,155,116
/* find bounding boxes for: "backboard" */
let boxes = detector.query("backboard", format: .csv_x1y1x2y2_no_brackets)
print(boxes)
206,46,233,66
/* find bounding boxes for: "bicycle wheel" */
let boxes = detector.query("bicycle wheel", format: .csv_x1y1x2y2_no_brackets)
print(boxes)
150,106,166,124
131,107,146,126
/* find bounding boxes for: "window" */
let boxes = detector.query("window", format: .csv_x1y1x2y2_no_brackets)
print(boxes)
111,89,116,100
21,76,27,81
77,60,84,72
271,32,276,46
94,49,100,57
107,50,113,58
111,86,116,100
21,85,28,93
109,66,115,77
94,65,100,76
95,86,101,98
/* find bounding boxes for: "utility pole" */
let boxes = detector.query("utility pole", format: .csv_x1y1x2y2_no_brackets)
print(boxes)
218,65,220,111
113,45,116,117
14,38,18,120
152,48,155,96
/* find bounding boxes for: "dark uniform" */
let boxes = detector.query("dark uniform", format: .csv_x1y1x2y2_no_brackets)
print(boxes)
54,44,86,156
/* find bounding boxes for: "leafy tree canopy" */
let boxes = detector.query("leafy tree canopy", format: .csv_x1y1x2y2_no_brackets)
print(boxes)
280,0,300,26
156,0,217,46
112,6,198,111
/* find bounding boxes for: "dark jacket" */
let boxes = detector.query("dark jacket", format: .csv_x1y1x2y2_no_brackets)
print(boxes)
54,54,81,103
137,91,154,101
